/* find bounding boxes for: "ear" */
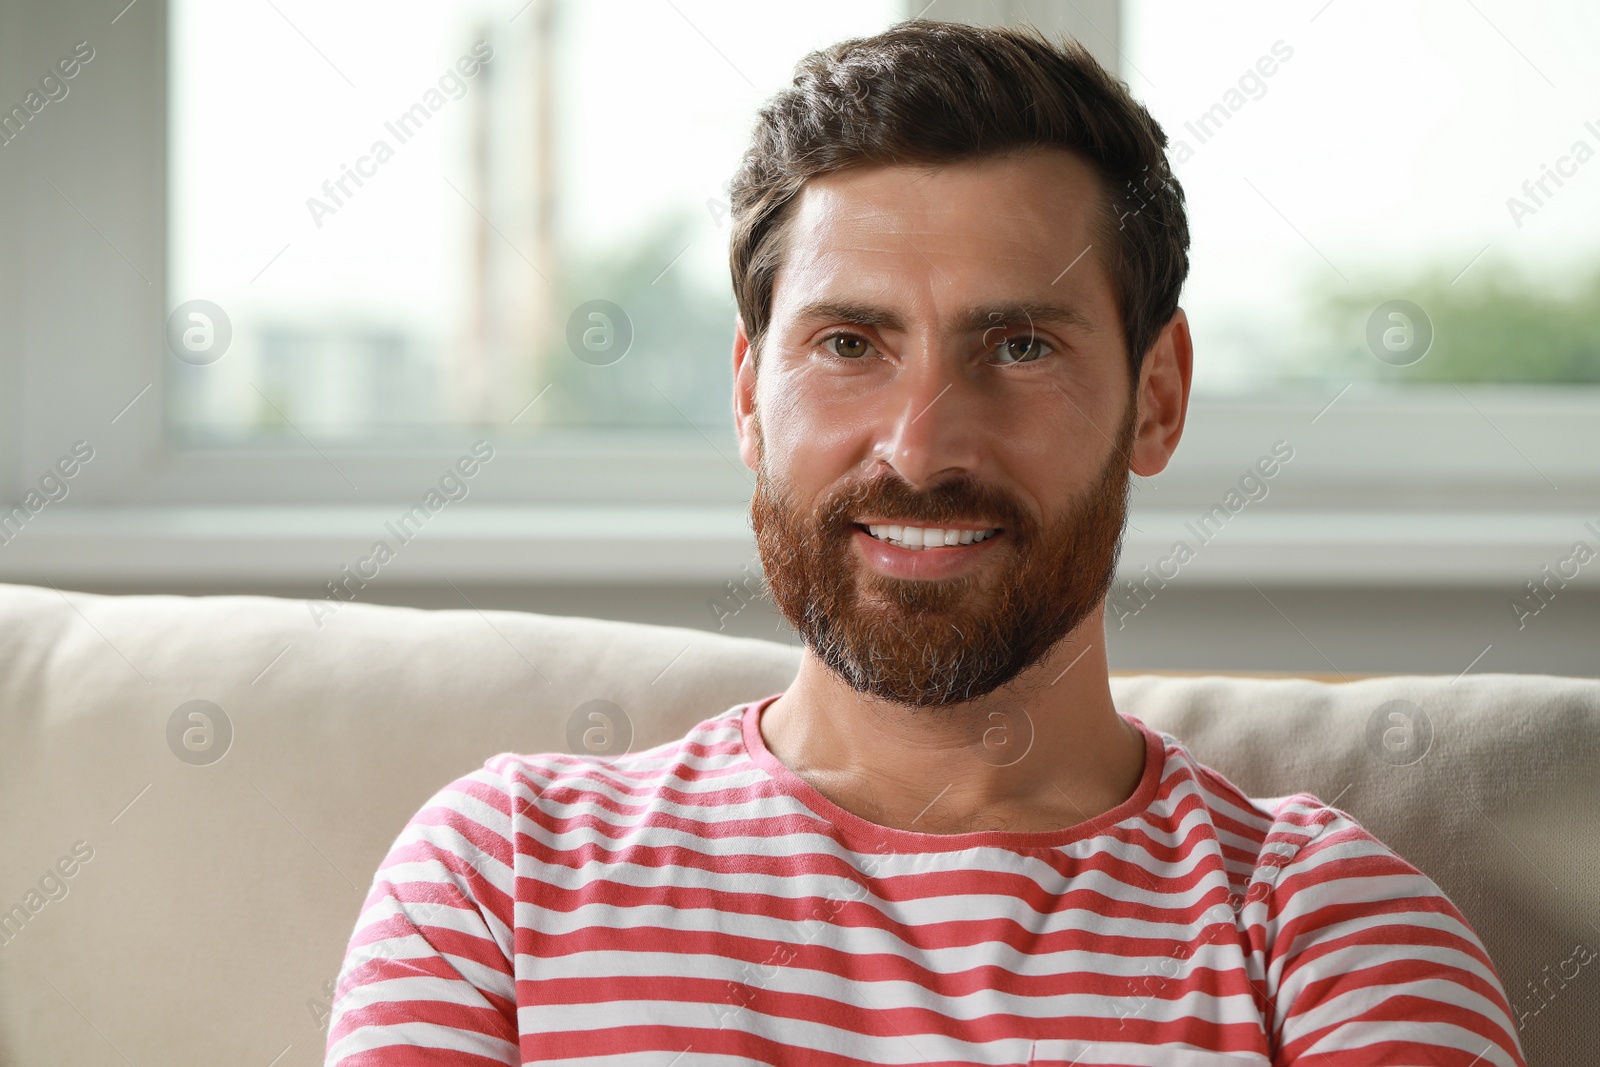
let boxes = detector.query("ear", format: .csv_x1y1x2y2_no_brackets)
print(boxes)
1128,307,1192,478
732,315,760,472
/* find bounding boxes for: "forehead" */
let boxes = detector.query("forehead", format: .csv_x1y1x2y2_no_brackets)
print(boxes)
771,149,1113,318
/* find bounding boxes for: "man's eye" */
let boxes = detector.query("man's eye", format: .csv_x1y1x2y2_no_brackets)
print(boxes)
822,332,874,360
989,335,1053,365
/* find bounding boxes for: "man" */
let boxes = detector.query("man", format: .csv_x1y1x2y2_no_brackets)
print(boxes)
327,19,1525,1066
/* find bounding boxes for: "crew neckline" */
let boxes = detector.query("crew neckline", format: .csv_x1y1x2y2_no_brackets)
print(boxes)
739,691,1165,854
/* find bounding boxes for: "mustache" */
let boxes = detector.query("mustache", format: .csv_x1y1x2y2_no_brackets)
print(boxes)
814,471,1028,537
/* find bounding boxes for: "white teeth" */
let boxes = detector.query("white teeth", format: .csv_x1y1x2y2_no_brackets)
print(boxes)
864,524,999,549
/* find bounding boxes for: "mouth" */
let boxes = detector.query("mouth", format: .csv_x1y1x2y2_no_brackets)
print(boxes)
853,521,1003,551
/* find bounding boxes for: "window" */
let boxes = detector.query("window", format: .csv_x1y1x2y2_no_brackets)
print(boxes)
2,0,1593,586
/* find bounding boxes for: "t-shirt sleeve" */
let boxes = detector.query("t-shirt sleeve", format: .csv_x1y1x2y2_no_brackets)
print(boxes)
1261,801,1526,1066
325,758,522,1066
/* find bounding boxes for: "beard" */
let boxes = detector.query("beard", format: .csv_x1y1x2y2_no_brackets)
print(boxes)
748,399,1136,709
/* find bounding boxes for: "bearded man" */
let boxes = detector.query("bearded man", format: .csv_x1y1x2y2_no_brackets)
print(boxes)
328,19,1525,1067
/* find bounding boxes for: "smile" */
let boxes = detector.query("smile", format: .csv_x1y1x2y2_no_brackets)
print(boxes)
859,523,1001,550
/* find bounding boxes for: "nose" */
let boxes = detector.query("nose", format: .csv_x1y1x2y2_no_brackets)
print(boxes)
872,342,986,490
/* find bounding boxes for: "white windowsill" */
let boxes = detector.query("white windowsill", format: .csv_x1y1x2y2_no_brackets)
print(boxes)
0,506,1594,588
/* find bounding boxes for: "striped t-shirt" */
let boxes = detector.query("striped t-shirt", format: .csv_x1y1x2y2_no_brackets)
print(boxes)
326,692,1526,1066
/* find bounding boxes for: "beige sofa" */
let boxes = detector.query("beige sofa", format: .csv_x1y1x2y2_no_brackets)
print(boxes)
0,581,1594,1066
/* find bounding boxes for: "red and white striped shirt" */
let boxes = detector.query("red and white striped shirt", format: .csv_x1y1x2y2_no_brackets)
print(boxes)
326,692,1526,1066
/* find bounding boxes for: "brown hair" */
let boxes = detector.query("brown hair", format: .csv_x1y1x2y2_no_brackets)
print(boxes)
727,18,1189,385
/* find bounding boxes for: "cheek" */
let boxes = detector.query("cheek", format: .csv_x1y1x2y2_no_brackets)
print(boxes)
1009,393,1129,517
1009,391,1112,464
757,369,860,465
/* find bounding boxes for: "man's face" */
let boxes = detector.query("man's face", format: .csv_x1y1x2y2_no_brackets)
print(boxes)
737,150,1141,709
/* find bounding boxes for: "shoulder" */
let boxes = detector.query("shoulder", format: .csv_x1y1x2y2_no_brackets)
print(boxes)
474,701,752,817
1253,795,1480,944
1133,723,1437,906
1133,721,1301,858
1139,725,1485,939
376,705,748,908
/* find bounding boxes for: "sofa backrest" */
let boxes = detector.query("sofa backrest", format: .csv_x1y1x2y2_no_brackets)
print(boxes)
0,582,1593,1066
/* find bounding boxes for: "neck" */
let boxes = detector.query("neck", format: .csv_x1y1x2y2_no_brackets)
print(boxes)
759,609,1146,835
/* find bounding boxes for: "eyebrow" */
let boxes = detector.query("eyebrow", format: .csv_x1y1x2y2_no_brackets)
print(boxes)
792,300,1097,335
